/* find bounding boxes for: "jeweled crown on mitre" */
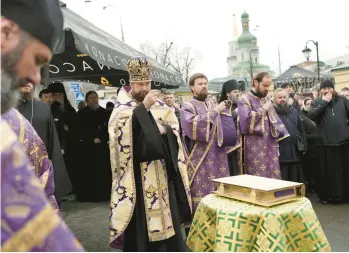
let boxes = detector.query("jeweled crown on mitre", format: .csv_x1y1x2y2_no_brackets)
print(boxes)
127,57,152,82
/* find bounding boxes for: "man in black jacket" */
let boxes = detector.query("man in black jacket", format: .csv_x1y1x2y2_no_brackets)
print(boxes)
309,80,349,204
281,82,300,111
274,88,307,182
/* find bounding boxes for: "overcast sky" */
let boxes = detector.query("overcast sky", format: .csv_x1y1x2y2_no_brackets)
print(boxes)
62,0,349,80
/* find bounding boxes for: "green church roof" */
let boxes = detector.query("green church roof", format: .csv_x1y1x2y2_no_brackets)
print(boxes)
237,32,256,45
241,11,249,19
237,11,256,45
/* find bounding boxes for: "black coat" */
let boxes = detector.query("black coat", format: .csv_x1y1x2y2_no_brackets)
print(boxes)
276,106,307,163
308,95,349,146
76,106,109,144
75,106,111,201
50,100,77,190
300,109,318,148
50,100,77,152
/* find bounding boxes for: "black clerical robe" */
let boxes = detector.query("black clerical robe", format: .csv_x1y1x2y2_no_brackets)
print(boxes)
16,98,72,202
308,95,349,203
50,100,77,191
123,105,190,252
75,106,112,202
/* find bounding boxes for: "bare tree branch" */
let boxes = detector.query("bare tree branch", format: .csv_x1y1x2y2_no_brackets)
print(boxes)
140,41,200,85
140,41,159,62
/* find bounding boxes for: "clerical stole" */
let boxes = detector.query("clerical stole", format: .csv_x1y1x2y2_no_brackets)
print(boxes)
2,108,58,210
1,120,84,252
180,99,239,212
108,88,192,244
238,92,289,178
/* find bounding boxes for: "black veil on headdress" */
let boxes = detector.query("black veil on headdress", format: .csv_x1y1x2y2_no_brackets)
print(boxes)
219,79,239,103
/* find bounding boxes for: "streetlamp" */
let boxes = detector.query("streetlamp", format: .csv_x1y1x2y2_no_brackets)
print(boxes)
302,40,320,81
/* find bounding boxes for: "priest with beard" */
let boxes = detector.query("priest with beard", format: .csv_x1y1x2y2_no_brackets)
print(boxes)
1,0,83,251
16,82,72,203
219,79,241,175
180,73,237,213
308,80,349,204
238,72,289,178
75,91,112,202
108,57,192,251
273,88,307,182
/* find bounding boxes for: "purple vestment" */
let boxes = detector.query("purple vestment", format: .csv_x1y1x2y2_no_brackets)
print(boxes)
238,92,289,178
2,108,58,210
180,99,239,212
1,118,84,252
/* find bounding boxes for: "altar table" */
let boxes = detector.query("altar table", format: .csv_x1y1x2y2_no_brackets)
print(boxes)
186,194,331,252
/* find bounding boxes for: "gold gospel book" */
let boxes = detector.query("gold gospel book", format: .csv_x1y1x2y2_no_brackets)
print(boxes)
212,175,305,207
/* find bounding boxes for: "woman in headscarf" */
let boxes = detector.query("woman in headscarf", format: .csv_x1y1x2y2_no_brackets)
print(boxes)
75,91,112,202
300,98,318,193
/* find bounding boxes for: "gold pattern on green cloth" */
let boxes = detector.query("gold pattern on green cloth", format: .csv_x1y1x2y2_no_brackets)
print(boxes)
108,88,192,243
187,194,331,252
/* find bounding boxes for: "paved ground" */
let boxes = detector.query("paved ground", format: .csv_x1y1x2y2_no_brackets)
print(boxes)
61,193,349,252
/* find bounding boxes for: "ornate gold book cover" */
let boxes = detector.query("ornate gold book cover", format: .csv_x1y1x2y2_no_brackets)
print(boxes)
212,175,305,207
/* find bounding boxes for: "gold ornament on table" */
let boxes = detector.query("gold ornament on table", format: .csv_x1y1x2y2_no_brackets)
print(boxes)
127,57,152,82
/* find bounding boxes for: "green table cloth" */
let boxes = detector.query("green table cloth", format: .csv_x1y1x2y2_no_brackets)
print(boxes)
187,194,331,252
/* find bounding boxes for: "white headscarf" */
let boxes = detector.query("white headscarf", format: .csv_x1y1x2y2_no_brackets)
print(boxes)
302,98,312,111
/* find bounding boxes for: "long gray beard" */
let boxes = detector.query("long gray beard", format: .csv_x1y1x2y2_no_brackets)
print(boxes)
1,68,20,114
1,39,27,115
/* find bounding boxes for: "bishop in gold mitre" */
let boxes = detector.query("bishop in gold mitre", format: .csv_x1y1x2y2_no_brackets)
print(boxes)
108,57,192,251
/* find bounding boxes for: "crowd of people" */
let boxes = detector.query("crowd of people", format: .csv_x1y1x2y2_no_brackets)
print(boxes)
14,81,114,204
1,0,349,252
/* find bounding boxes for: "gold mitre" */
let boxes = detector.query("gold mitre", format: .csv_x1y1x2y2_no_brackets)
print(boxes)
127,57,152,82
